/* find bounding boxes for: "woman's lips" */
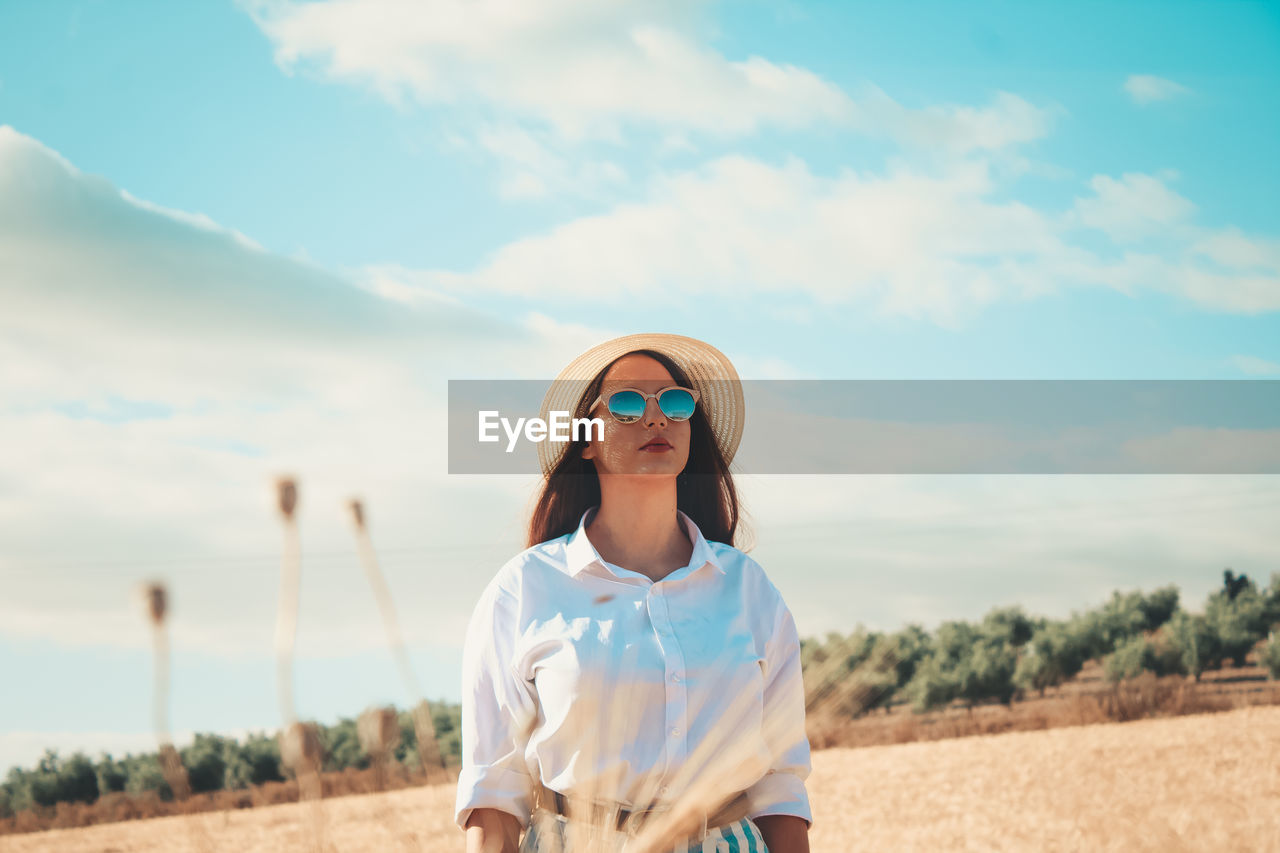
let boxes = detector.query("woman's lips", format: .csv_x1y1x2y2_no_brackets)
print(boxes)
640,440,672,451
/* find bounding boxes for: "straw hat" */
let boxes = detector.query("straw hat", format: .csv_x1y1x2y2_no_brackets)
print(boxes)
536,333,745,476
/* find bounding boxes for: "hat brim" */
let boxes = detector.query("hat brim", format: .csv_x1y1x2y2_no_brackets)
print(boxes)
536,333,744,477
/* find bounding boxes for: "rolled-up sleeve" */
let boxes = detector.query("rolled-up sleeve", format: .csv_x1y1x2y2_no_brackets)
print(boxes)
745,596,814,828
454,578,539,832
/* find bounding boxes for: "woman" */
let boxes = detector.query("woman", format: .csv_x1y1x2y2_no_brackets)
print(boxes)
455,334,813,853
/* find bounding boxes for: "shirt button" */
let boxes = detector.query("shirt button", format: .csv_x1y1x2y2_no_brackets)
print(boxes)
671,727,681,736
671,673,681,682
659,786,670,795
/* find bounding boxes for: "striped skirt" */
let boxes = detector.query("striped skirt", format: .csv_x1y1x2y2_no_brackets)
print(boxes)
518,806,769,853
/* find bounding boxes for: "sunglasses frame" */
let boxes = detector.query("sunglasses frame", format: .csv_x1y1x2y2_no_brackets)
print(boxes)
587,385,701,424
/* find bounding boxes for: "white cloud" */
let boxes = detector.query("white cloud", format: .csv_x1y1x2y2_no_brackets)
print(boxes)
856,86,1056,154
242,0,1056,204
1192,228,1280,270
118,189,264,252
521,311,625,362
0,125,516,408
1064,172,1280,311
1230,355,1280,376
243,0,853,140
1071,171,1196,242
474,124,629,200
1124,74,1192,105
393,156,1061,328
375,156,1280,321
1173,266,1280,313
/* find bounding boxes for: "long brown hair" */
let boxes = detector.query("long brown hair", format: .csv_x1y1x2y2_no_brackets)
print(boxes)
526,349,743,549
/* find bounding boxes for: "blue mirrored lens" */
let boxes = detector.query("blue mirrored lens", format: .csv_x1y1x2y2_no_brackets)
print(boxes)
658,388,696,420
606,390,647,422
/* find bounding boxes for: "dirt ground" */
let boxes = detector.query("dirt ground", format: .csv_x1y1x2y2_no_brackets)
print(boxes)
4,705,1278,852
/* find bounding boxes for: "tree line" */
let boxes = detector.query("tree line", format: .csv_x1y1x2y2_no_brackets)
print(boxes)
0,701,461,819
801,570,1280,715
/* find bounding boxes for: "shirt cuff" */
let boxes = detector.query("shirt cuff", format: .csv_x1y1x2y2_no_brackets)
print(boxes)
455,763,536,831
745,771,813,829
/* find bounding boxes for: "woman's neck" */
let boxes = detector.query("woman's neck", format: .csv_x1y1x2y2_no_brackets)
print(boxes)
587,476,693,582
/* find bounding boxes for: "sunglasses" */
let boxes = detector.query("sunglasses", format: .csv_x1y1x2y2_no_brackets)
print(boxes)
587,386,700,424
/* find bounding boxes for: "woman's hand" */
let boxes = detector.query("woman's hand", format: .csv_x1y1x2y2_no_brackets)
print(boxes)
465,807,523,853
754,814,810,853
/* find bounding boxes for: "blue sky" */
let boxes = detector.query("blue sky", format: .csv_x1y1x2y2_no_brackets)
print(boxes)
1,0,1278,773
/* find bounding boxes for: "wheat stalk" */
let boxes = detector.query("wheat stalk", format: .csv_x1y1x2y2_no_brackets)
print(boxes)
624,676,782,853
274,476,301,728
561,634,651,852
803,630,902,720
528,607,898,852
522,600,800,853
347,498,449,784
357,705,401,792
141,581,192,800
138,581,216,853
272,476,329,853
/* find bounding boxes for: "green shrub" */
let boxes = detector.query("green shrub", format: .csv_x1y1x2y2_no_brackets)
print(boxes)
181,734,229,794
846,664,900,716
1263,573,1280,627
56,753,99,804
904,656,959,713
2,750,101,812
958,640,1018,706
1263,634,1280,680
1103,634,1184,683
1014,622,1090,696
881,624,931,689
1104,635,1150,682
1138,585,1180,630
222,732,283,790
319,717,365,772
1207,586,1270,667
1147,632,1186,677
980,606,1037,648
122,754,171,800
95,756,127,795
1163,611,1223,681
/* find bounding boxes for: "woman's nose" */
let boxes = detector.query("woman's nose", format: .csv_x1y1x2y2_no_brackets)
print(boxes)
642,397,666,427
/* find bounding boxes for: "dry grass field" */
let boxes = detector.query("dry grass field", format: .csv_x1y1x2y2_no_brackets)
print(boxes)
4,705,1277,853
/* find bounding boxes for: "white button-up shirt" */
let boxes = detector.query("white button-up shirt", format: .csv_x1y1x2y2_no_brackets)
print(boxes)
454,505,813,833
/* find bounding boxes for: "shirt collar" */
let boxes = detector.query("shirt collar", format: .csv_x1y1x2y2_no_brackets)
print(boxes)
562,505,726,578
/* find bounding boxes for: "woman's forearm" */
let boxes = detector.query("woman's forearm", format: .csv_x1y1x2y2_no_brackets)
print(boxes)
464,807,523,853
754,814,811,853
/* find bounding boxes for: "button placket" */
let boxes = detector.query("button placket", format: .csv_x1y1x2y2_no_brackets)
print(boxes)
647,587,689,789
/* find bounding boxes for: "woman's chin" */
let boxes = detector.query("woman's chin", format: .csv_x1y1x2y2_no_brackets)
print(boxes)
606,464,684,479
593,452,689,478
